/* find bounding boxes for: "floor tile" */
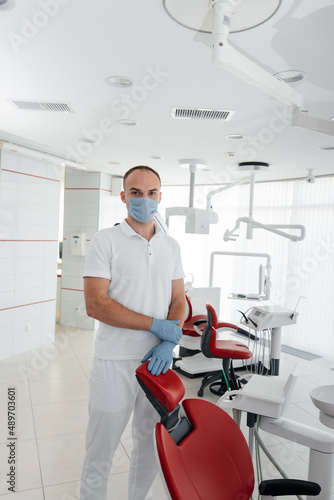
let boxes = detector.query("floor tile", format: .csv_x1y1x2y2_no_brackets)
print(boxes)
0,488,44,499
69,342,95,359
0,353,26,366
25,341,76,363
33,400,89,438
0,364,28,385
26,357,86,382
44,480,80,500
77,358,93,379
29,377,89,405
38,432,86,487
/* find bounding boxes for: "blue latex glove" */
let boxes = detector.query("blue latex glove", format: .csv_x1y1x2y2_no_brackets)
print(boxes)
141,341,175,376
149,317,182,344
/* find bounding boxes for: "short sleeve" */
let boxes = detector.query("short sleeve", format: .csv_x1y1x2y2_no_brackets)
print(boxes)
82,232,112,280
171,239,185,281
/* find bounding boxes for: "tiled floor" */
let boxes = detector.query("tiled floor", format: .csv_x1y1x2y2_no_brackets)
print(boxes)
1,325,334,499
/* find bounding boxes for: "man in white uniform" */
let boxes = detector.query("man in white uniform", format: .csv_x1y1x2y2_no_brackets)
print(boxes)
80,166,186,500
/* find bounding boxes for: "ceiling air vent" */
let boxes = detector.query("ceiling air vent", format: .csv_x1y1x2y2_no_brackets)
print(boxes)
171,107,234,121
8,99,75,113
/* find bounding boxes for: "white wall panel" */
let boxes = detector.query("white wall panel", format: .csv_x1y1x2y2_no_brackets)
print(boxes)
0,150,61,360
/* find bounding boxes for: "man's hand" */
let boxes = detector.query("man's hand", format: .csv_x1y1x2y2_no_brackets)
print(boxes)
141,341,175,376
149,318,182,344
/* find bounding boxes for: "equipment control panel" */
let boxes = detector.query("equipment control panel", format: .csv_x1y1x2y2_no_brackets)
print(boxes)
240,306,298,330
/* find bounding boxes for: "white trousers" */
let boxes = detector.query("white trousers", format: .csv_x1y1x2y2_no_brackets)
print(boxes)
80,358,159,500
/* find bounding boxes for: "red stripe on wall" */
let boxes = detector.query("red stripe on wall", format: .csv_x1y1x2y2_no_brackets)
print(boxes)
0,240,58,242
2,168,60,182
61,288,84,292
65,187,99,190
65,187,111,192
0,299,55,312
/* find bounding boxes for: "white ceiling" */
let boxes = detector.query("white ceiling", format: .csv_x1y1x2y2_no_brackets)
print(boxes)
0,0,334,186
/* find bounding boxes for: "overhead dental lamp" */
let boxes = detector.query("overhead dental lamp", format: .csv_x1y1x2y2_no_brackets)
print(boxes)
165,159,219,234
223,162,306,242
163,0,334,137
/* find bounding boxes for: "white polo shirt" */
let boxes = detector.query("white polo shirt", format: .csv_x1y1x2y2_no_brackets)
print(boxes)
83,220,184,360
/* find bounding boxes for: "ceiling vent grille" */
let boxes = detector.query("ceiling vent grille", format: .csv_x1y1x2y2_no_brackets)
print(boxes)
171,107,234,121
8,99,75,113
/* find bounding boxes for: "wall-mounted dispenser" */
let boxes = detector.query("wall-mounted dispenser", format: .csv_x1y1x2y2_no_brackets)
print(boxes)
70,233,86,256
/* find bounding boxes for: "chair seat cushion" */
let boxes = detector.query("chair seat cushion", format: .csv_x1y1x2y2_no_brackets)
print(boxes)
156,398,254,500
210,339,252,359
183,315,207,337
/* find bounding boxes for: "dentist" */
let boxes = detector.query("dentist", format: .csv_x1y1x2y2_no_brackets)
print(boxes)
80,166,186,500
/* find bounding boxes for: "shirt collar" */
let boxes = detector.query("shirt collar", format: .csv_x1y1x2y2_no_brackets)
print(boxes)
120,219,163,238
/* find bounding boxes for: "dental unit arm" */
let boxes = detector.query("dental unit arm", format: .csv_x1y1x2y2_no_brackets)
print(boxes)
224,216,306,242
224,168,306,242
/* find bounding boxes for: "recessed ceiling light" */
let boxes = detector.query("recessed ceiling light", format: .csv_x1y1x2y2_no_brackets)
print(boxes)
116,119,138,126
274,70,307,84
148,156,163,160
108,161,121,165
225,134,245,140
104,76,134,87
319,146,334,151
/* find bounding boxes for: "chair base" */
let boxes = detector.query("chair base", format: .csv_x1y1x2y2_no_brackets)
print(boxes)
197,370,224,397
197,359,249,397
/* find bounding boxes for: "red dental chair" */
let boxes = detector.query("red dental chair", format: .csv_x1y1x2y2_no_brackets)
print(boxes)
135,362,321,500
177,296,253,397
198,302,252,396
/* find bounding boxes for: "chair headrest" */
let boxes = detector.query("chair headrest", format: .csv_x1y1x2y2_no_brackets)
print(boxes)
136,361,185,414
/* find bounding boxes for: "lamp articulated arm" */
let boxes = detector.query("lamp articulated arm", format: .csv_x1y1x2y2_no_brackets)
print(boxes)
224,216,306,242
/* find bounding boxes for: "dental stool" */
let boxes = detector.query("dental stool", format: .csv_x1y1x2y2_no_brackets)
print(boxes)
198,302,252,397
135,362,321,500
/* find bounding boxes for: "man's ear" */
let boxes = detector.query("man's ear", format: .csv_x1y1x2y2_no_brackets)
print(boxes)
120,191,126,203
158,191,162,203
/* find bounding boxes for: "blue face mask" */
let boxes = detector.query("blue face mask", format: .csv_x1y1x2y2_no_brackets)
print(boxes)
128,197,159,223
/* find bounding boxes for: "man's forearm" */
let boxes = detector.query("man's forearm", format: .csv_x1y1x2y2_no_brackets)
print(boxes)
86,294,153,331
167,296,186,329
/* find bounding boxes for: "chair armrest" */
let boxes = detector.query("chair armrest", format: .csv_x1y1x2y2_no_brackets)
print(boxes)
259,478,321,497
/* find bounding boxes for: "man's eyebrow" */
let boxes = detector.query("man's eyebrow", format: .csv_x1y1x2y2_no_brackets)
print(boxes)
129,187,159,192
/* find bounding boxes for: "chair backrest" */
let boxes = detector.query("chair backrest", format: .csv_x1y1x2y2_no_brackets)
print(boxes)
184,294,193,323
200,303,217,358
